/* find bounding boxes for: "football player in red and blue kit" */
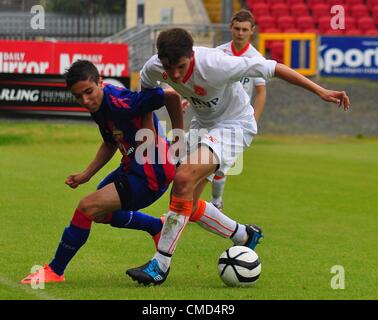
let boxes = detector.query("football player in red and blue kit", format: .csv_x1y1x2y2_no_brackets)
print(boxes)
21,59,182,284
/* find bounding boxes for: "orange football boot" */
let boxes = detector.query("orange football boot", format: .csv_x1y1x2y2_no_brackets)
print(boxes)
20,264,65,284
152,215,165,249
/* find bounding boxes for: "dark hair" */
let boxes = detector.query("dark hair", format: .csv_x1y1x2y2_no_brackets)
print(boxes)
157,28,194,65
230,9,256,28
64,59,100,88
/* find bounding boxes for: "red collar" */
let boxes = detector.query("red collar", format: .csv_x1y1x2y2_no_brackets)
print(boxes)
231,41,250,56
182,56,195,84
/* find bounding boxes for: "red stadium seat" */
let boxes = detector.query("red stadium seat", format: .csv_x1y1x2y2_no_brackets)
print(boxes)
286,0,306,4
317,14,356,33
324,29,345,35
328,3,350,15
277,15,296,31
297,16,316,31
284,28,301,33
365,29,378,35
326,0,346,5
367,0,378,10
349,4,369,18
345,0,363,5
344,28,363,35
265,39,277,51
357,17,376,33
270,41,284,63
340,16,357,30
291,3,309,17
263,27,280,33
247,0,267,5
247,0,267,10
311,3,330,19
317,16,332,33
302,28,320,34
308,0,327,6
372,5,378,20
249,3,270,17
256,15,276,31
265,0,285,4
271,3,290,17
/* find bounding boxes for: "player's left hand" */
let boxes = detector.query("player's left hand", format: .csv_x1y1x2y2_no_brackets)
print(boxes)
318,89,350,111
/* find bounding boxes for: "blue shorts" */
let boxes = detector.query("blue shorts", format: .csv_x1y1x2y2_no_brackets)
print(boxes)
97,165,168,211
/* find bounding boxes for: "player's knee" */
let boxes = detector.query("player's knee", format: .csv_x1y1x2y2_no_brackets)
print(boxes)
77,196,98,218
173,171,195,196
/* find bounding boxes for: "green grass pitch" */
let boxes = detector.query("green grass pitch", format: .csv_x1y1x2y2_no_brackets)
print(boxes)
0,120,377,300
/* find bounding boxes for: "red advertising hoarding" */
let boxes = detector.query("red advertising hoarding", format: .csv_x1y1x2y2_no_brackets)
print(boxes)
0,40,129,114
0,40,128,77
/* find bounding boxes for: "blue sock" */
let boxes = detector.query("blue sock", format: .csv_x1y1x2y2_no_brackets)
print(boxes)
110,210,163,236
49,224,90,276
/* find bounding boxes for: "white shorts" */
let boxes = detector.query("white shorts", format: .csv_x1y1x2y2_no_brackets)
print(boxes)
183,117,257,179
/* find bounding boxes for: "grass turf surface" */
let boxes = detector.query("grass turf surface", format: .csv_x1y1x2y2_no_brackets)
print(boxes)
0,120,377,300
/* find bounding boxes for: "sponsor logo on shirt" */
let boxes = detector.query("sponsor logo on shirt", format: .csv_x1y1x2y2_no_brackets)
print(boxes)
183,96,219,109
194,85,207,96
206,135,218,144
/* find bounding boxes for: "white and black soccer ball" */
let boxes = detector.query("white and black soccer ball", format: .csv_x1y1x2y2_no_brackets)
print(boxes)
218,246,261,287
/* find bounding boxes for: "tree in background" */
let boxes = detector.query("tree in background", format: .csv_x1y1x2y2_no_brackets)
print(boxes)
45,0,125,15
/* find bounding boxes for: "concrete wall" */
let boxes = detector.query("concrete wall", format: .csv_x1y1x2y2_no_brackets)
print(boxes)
127,0,195,28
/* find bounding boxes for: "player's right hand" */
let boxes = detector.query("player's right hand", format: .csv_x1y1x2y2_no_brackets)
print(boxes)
65,173,90,189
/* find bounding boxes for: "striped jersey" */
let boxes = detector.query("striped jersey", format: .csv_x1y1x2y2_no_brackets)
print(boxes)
90,84,175,192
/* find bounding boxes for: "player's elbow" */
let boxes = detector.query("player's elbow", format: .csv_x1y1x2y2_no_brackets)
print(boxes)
164,88,180,101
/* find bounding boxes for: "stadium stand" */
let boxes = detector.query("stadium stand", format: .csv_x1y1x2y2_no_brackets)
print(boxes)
290,3,310,17
247,0,378,35
271,3,290,17
247,0,378,62
286,0,307,5
367,0,378,9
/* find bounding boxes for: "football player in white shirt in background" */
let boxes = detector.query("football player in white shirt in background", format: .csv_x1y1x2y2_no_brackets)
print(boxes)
127,28,350,285
211,9,266,210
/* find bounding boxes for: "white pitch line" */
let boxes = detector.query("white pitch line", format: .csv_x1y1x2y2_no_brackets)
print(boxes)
0,275,64,300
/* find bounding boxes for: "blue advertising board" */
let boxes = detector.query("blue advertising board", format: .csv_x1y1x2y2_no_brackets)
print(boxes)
319,37,378,79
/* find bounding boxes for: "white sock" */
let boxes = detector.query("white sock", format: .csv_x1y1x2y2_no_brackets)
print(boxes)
230,223,248,245
196,202,244,240
154,211,190,272
153,252,171,273
211,176,227,205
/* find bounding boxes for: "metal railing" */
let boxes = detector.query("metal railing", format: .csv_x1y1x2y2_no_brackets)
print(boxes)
0,12,125,41
103,23,232,72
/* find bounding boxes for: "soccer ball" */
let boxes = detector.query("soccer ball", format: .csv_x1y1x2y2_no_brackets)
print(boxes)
218,246,261,287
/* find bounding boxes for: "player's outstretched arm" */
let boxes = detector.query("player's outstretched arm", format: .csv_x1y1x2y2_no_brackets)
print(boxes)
65,141,117,189
274,63,350,111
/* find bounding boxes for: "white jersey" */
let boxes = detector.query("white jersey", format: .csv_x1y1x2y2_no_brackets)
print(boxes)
216,41,266,101
140,46,276,128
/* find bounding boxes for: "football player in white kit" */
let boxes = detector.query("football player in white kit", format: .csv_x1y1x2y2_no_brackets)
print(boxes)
211,9,266,210
126,28,350,285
